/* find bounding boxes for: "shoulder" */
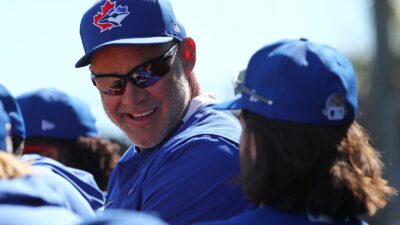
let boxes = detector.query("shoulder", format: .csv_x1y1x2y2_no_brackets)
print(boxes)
157,134,240,171
21,154,105,210
177,104,241,144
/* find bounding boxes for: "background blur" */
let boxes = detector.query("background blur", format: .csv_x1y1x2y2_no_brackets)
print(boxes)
0,0,399,224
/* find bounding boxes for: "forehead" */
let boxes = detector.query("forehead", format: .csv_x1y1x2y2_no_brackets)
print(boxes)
93,44,163,60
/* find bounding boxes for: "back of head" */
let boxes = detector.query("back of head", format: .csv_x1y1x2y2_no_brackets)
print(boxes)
0,84,26,154
215,38,357,125
16,88,98,163
214,38,396,218
0,102,12,153
16,87,98,141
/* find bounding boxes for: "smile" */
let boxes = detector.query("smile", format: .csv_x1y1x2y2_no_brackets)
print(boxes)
129,109,156,119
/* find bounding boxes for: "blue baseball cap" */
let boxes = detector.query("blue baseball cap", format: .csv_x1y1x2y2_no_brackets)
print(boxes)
16,88,98,139
0,102,11,152
75,0,186,68
214,38,358,125
0,84,25,139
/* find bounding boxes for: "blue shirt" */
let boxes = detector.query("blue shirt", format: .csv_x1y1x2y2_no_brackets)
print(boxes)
78,210,167,225
21,154,105,211
0,206,82,225
106,104,254,225
192,206,368,225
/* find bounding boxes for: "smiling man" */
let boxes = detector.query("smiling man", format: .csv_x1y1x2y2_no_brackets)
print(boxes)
75,0,254,224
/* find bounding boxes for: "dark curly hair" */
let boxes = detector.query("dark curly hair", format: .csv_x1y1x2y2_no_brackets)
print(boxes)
68,137,121,191
240,110,397,218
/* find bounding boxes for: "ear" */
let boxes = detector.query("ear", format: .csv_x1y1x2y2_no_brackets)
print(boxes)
179,37,196,75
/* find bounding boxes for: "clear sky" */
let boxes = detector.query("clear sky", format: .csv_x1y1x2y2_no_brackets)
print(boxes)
0,0,374,139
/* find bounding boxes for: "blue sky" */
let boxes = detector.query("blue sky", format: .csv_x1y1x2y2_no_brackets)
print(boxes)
0,0,374,138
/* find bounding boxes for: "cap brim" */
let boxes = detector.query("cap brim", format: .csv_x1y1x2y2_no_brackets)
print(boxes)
213,96,245,111
75,37,175,68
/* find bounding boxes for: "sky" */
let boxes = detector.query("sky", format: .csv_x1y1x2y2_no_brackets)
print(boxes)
0,0,375,140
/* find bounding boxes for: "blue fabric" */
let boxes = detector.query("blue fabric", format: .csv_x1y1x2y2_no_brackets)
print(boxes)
192,207,368,225
106,105,255,225
16,88,98,139
214,38,357,125
76,0,186,68
0,174,93,218
0,84,25,139
21,154,105,211
78,210,167,225
0,206,82,225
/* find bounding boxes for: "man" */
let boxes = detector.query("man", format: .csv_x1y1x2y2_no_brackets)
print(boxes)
194,38,397,225
75,0,254,224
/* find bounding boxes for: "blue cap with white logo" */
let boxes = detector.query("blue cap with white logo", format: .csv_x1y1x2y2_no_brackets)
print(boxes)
0,84,25,139
0,102,11,152
214,38,358,125
16,88,98,139
75,0,186,68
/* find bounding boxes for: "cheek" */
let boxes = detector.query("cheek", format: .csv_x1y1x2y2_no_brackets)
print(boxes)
100,95,119,118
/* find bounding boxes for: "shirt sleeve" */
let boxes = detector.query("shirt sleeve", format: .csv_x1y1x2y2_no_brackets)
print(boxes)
140,135,254,225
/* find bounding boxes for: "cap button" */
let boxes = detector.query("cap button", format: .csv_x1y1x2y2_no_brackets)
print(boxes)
299,38,308,42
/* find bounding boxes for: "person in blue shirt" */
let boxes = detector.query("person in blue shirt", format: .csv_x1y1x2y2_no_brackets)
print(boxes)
75,0,254,224
193,38,397,225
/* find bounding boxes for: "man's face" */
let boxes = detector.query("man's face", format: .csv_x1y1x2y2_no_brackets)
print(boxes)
90,43,190,148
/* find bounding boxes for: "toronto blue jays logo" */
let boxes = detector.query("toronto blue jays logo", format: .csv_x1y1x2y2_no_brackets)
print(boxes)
93,0,130,32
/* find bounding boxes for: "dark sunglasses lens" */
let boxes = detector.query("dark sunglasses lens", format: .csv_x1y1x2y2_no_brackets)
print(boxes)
95,77,126,95
133,58,171,88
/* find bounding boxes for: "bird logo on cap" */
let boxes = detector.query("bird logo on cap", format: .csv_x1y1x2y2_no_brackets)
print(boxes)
93,0,130,32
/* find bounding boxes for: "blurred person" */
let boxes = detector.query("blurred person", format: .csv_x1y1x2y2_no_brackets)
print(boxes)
0,84,25,154
16,87,105,211
194,38,397,225
0,103,85,224
75,0,254,224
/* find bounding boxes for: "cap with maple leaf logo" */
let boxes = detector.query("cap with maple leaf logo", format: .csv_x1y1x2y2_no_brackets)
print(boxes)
75,0,186,68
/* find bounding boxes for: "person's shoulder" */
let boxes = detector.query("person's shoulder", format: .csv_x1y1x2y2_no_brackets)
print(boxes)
161,134,239,164
178,104,241,144
21,154,105,210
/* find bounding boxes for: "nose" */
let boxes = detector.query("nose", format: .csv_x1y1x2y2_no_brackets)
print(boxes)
121,81,147,105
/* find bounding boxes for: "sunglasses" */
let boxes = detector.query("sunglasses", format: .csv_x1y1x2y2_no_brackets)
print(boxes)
91,43,179,96
233,71,273,106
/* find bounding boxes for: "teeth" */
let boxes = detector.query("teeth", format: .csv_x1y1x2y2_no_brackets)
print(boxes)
131,109,155,118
